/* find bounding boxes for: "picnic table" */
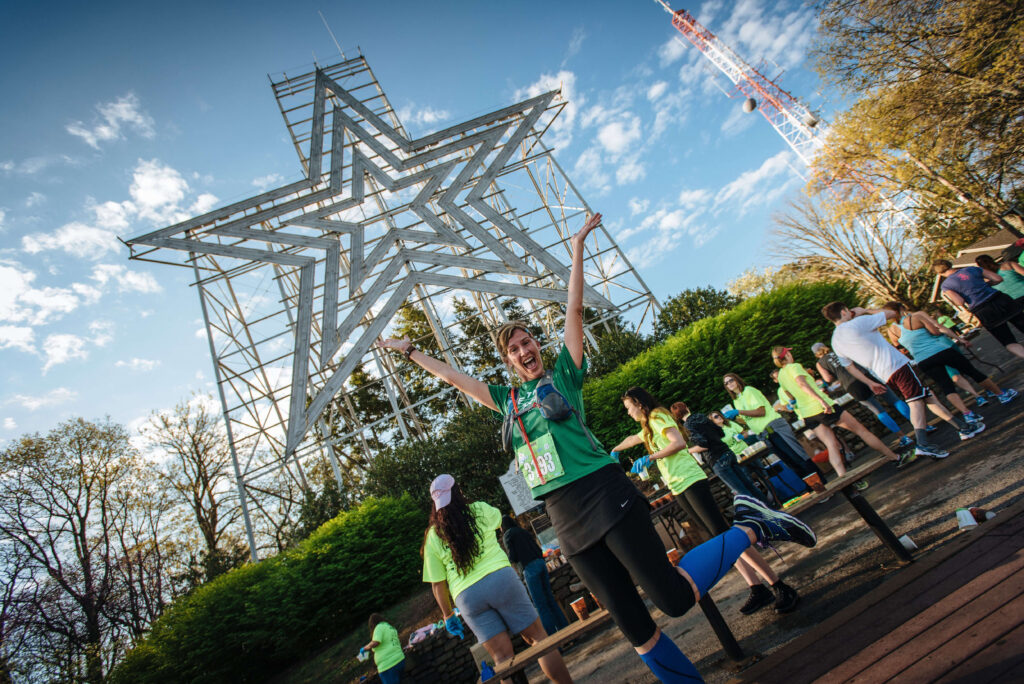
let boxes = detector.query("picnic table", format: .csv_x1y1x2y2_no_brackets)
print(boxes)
785,456,914,565
732,495,1024,682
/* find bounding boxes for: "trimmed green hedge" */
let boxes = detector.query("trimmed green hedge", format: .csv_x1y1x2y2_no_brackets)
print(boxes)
582,281,859,451
112,496,426,683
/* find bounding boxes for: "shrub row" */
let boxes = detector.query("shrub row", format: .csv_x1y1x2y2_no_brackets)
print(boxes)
582,280,860,451
112,496,426,683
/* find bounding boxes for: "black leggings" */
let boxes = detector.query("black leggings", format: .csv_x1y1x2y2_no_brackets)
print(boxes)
679,479,731,537
567,500,697,646
917,347,987,395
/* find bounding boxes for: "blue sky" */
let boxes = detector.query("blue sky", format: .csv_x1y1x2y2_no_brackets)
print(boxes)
0,0,834,441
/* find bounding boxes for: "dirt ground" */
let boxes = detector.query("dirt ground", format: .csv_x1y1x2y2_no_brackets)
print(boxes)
526,335,1024,683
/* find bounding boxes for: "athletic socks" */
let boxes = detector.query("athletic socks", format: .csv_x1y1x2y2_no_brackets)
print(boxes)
949,415,969,431
893,400,911,420
914,427,937,448
877,411,902,435
677,527,750,597
637,630,704,682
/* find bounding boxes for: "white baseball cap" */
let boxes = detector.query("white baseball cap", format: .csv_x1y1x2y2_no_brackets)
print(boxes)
430,474,455,509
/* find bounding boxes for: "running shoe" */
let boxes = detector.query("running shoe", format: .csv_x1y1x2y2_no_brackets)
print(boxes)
916,443,949,460
733,494,817,548
975,395,989,407
739,584,774,615
959,423,986,440
853,479,869,491
925,424,938,433
964,411,983,425
998,388,1019,404
896,451,917,469
898,435,914,448
772,581,800,614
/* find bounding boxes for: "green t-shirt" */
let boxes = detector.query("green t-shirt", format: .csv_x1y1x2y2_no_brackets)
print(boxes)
371,622,404,672
644,408,707,495
719,420,748,456
995,266,1024,299
778,363,835,419
733,386,780,434
422,501,511,600
936,314,957,329
489,345,612,497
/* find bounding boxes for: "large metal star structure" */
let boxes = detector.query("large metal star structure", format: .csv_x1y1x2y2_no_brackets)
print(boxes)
128,66,613,457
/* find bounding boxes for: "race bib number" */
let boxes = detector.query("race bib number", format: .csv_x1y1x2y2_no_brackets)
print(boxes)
515,432,565,488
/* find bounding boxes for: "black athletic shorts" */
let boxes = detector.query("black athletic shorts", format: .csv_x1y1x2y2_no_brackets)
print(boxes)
804,405,844,429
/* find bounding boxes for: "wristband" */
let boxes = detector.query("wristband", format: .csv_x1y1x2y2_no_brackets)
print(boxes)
404,345,417,360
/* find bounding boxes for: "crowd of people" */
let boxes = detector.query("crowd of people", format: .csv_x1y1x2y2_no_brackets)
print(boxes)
361,216,1019,683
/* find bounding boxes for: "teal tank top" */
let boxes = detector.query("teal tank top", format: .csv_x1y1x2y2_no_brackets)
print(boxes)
898,316,954,361
994,267,1024,300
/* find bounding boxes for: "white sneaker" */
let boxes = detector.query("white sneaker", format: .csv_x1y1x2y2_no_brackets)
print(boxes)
916,444,949,460
959,423,986,440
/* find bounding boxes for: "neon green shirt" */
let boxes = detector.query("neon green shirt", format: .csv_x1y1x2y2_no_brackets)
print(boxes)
936,315,957,329
490,345,612,497
733,386,780,434
371,622,404,672
644,408,707,495
422,501,511,600
719,420,748,456
778,363,835,419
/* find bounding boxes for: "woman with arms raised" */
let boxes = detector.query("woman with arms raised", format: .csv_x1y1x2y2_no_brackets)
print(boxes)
380,213,817,682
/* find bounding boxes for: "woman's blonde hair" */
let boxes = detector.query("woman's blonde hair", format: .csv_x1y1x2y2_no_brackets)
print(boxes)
771,346,791,368
495,321,533,359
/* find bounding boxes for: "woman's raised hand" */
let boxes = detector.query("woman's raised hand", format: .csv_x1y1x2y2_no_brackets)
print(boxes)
376,336,413,354
571,212,602,250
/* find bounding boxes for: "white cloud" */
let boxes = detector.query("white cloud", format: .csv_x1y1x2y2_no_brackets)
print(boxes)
0,155,79,176
397,105,451,129
115,358,160,372
0,263,85,326
66,93,155,149
597,115,642,156
714,150,794,209
718,0,817,70
252,173,284,191
22,221,123,259
572,146,611,195
563,27,586,65
720,102,758,137
190,192,218,215
128,159,190,223
678,188,712,209
3,418,15,431
6,387,77,410
25,192,45,208
646,81,669,102
89,320,114,347
91,264,162,294
615,158,646,185
0,209,5,230
658,37,688,67
0,326,35,354
92,200,133,230
514,70,582,150
628,197,650,215
42,334,89,372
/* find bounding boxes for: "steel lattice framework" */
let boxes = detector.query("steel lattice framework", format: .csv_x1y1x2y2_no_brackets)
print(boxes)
127,56,657,557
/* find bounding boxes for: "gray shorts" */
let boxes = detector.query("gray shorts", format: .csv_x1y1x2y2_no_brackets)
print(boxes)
454,566,538,642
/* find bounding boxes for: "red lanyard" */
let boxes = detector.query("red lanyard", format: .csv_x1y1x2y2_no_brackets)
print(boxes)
510,388,546,486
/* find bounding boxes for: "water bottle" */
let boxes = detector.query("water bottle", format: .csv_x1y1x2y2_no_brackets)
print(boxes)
481,660,496,681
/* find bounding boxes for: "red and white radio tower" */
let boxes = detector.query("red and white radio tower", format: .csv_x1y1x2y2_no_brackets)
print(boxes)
655,0,918,231
654,0,823,166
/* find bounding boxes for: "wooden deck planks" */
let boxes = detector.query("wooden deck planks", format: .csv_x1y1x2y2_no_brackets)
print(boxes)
933,621,1024,684
844,554,1024,682
735,496,1024,683
815,547,1024,683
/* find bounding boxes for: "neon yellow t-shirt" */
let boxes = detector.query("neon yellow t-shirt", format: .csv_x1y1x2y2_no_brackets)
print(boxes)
644,408,707,495
422,501,511,600
719,420,747,456
371,621,404,672
778,363,835,419
733,386,781,434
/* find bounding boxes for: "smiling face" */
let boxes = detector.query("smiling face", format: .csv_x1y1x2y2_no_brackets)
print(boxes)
622,397,643,423
503,328,545,381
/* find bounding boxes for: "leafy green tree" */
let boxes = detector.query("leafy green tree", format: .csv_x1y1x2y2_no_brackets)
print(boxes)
653,287,740,340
